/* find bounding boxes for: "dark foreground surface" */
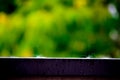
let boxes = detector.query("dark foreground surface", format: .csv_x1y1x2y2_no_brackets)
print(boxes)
10,76,119,80
0,58,120,79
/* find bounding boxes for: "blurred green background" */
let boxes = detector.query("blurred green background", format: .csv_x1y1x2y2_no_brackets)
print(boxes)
0,0,120,58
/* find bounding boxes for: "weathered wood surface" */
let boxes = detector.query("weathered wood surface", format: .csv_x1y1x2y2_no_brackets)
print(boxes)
10,77,119,80
0,59,120,80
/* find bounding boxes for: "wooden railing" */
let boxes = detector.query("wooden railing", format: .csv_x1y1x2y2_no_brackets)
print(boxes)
0,58,120,79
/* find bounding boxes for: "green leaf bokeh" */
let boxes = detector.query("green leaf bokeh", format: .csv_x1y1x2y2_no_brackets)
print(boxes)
0,0,120,58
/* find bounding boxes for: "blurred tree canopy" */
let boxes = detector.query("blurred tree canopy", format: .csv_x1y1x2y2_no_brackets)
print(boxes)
0,0,120,58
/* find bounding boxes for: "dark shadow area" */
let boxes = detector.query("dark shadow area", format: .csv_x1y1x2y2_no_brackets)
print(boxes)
0,59,120,79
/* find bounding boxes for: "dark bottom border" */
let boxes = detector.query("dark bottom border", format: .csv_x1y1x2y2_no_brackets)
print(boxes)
0,59,120,78
9,76,120,80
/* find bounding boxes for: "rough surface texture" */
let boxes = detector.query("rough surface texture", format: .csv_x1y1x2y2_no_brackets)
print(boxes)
10,77,119,80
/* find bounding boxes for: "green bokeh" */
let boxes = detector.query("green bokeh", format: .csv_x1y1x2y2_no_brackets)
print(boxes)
0,0,120,58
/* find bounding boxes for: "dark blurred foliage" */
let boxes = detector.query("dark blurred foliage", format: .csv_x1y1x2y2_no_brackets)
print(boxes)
0,0,17,14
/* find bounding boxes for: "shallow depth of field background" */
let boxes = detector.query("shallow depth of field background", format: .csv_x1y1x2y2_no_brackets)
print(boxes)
0,0,120,58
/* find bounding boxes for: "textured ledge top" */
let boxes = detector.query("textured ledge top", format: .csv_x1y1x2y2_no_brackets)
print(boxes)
0,59,120,77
